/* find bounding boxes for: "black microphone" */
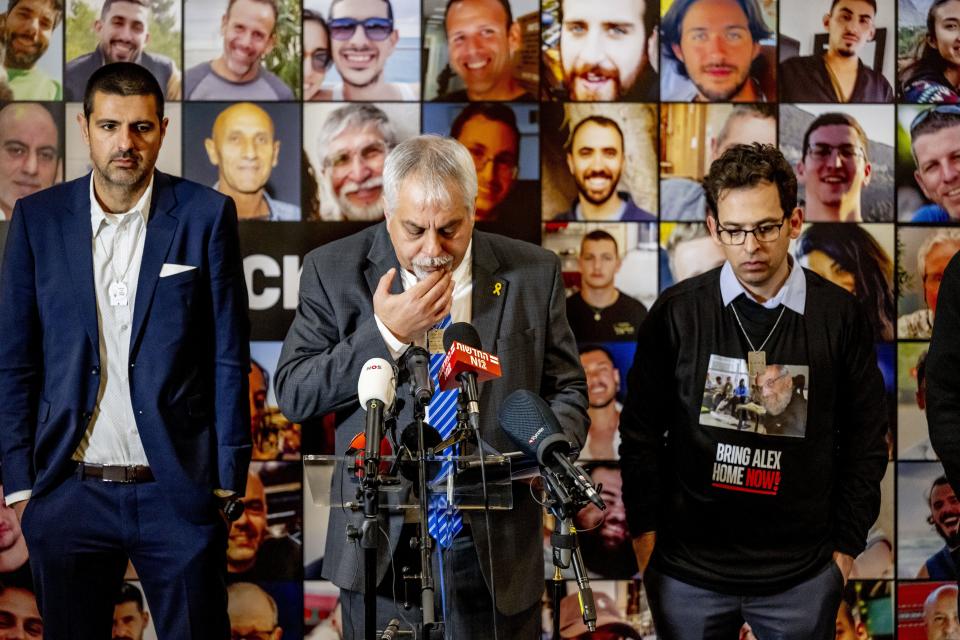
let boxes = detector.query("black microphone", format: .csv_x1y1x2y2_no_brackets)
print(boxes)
442,322,483,430
398,345,433,406
498,390,606,512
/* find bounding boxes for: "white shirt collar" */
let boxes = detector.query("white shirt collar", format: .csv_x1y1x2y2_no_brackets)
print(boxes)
89,172,154,235
720,255,806,314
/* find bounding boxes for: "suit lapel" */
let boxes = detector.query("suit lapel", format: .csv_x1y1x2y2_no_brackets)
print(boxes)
61,177,99,354
470,233,507,355
129,173,178,356
363,223,403,299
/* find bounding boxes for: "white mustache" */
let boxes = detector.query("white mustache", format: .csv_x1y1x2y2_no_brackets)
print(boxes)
341,176,383,196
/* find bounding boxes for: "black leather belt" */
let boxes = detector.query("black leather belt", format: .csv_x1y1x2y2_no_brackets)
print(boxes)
76,462,154,483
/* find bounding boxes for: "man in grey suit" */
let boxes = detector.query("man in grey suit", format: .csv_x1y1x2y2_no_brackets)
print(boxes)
276,135,588,638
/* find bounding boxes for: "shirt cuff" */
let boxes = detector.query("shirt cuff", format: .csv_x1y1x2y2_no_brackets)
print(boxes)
5,490,32,506
374,313,409,361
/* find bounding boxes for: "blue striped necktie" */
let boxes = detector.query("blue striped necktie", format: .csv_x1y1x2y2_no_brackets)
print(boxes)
425,314,463,548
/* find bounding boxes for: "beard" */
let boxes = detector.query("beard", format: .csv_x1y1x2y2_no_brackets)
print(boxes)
574,168,620,206
94,150,149,189
4,37,44,69
936,519,960,548
692,67,752,102
334,176,385,221
763,387,792,416
577,528,637,579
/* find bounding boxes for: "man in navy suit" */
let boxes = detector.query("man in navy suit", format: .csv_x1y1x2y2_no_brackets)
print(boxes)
0,62,250,639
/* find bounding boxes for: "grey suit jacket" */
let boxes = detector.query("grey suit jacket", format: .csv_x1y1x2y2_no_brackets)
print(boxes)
275,223,588,615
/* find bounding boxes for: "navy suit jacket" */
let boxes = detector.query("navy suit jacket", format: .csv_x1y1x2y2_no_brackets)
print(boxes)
0,172,251,522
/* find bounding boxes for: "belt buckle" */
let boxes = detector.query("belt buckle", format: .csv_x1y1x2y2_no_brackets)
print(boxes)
102,466,129,483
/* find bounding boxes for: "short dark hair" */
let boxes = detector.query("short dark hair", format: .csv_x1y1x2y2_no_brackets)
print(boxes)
83,62,165,121
7,0,64,27
930,475,952,504
661,0,772,76
444,0,513,33
829,0,876,14
577,343,617,368
801,112,870,163
100,0,149,19
581,229,619,254
450,103,519,148
703,143,797,220
116,582,144,611
331,0,394,22
226,0,278,22
565,115,624,153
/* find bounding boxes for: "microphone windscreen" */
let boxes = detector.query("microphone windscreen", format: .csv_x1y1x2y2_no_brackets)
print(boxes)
498,390,563,459
443,322,482,352
357,358,396,410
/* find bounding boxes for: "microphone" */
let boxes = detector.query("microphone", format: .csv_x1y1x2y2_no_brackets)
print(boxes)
380,619,401,639
398,345,433,406
353,358,397,476
498,390,605,512
439,323,502,430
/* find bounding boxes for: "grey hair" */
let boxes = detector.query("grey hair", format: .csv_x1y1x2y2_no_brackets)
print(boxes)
382,135,478,215
918,228,960,282
665,223,710,278
316,103,397,164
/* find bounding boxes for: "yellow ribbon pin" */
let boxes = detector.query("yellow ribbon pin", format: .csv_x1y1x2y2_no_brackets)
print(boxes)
492,282,503,296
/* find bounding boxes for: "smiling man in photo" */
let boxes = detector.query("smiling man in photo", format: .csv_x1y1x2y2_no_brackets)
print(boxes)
795,112,872,222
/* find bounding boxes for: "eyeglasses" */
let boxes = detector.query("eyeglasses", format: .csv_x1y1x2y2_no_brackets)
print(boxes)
715,216,787,245
805,144,863,161
309,48,331,71
759,371,789,390
325,141,388,172
910,105,960,134
468,147,518,178
328,17,394,41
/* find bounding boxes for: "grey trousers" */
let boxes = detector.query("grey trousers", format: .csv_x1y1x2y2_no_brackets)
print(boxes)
644,561,845,640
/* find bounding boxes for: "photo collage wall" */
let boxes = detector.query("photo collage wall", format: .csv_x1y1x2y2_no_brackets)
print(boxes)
7,0,960,635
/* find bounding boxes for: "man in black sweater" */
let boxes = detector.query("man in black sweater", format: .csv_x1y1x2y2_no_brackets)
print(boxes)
620,143,887,639
926,246,960,591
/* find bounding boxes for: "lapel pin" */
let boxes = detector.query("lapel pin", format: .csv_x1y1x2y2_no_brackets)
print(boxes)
492,282,503,296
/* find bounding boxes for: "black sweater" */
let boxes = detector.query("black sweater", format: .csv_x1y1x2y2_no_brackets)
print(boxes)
619,267,887,594
927,252,960,496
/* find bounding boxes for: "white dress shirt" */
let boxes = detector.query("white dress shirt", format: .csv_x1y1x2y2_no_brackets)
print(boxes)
375,242,474,359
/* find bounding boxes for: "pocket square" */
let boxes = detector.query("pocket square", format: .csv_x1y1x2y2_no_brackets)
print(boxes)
159,263,196,278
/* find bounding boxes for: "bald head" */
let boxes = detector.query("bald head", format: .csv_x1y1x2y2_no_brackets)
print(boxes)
228,582,281,639
0,103,59,217
204,102,279,196
925,585,960,640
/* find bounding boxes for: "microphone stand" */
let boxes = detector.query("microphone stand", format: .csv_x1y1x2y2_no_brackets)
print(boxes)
542,467,598,638
355,401,389,640
412,396,444,639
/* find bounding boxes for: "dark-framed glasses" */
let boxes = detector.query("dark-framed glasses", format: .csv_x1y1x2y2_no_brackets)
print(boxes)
715,216,787,245
328,17,394,41
468,147,518,178
310,48,331,71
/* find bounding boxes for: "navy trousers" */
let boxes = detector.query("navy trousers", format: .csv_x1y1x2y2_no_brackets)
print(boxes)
21,471,229,640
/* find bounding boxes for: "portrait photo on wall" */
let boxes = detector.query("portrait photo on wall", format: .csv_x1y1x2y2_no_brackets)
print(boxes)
1,0,65,101
183,101,301,221
63,101,182,179
577,342,633,461
542,221,658,312
0,101,64,223
304,580,341,636
795,222,895,342
779,104,894,223
542,463,640,581
659,222,726,291
182,0,299,101
113,581,157,640
541,579,656,638
700,355,810,438
898,341,935,460
228,461,303,584
897,104,960,223
422,101,540,241
64,0,183,101
304,0,420,101
540,0,659,102
897,226,960,339
898,581,958,639
250,341,301,461
541,103,657,222
660,103,777,222
659,0,778,102
422,0,538,102
896,461,958,580
302,101,420,221
229,581,302,640
897,0,960,103
778,0,894,103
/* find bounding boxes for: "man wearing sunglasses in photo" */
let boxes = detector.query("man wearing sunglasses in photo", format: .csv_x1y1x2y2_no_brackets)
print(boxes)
184,0,294,101
620,143,887,638
325,0,418,101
